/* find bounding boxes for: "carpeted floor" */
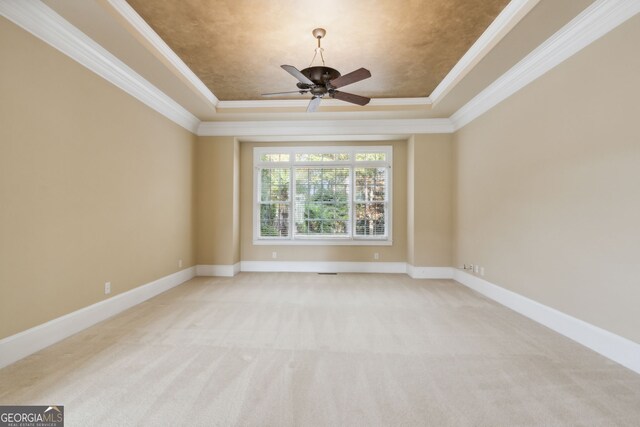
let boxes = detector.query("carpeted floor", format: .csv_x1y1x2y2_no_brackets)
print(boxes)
1,273,640,426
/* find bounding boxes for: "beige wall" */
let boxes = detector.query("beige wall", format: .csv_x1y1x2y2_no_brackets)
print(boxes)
408,134,453,267
0,18,196,339
407,138,415,264
197,137,454,266
239,140,408,262
196,136,240,265
453,15,640,343
232,140,241,264
7,4,636,351
196,137,453,266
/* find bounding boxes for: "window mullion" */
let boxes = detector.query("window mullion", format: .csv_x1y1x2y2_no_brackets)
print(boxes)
352,166,357,238
385,201,389,238
256,166,260,240
386,166,390,237
290,166,294,240
349,166,354,239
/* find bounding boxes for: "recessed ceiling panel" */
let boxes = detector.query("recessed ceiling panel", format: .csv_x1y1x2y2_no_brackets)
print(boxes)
127,0,509,100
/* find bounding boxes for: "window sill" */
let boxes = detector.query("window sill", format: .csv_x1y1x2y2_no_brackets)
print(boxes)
253,239,393,246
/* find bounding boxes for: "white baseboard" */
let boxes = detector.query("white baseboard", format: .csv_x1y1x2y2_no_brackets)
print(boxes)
240,261,408,274
0,267,196,370
196,263,240,277
198,261,455,277
453,269,640,375
406,265,454,279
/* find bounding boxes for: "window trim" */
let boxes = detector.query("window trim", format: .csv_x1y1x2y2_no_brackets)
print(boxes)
253,146,393,246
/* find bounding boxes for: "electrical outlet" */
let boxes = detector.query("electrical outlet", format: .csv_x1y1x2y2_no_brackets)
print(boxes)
178,259,183,269
272,251,277,259
104,282,111,295
374,252,379,260
480,267,485,276
474,265,479,274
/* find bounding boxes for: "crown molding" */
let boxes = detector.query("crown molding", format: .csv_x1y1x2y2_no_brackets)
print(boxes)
0,0,200,133
105,0,218,108
217,97,432,110
430,0,540,105
236,134,410,142
197,118,454,137
450,0,640,131
3,0,637,138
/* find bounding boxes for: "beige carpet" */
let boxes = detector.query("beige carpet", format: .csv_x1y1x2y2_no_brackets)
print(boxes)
1,273,639,426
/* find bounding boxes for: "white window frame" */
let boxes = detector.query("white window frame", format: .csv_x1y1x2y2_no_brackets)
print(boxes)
253,146,393,246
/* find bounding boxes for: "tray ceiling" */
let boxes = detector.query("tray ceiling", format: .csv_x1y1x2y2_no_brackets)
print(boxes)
126,0,510,101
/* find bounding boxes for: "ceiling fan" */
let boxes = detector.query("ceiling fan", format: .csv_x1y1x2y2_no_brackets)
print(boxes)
262,28,372,112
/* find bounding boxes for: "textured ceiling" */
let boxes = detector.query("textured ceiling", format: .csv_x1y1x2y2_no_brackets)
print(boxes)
127,0,509,101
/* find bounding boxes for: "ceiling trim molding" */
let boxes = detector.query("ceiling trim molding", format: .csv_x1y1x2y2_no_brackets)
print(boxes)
450,0,640,131
237,135,409,142
429,0,541,105
0,0,200,133
105,0,219,107
216,97,432,110
197,119,454,137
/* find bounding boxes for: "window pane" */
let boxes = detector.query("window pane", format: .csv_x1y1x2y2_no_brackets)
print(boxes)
260,168,290,202
355,168,386,201
295,152,349,162
294,167,349,236
296,153,324,162
355,203,386,236
355,152,386,161
260,153,290,162
260,203,289,237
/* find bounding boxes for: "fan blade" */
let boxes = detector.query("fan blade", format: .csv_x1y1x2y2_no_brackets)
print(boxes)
307,96,322,113
281,65,314,85
329,68,371,88
262,90,309,96
331,91,371,106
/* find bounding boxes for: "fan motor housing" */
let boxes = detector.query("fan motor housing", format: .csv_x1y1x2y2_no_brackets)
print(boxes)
301,66,341,85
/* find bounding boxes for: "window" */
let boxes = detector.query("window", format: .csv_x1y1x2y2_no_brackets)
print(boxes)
254,146,392,245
